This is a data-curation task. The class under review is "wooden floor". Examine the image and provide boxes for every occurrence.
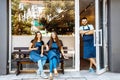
[80,57,89,70]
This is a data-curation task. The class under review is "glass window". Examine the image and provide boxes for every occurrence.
[11,0,75,71]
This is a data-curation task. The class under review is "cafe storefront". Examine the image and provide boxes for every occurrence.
[0,0,120,75]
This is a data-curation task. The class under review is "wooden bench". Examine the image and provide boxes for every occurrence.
[12,47,69,75]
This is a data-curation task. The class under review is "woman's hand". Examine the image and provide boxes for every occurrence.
[63,54,69,59]
[40,54,44,57]
[29,43,38,51]
[33,47,38,50]
[46,44,49,51]
[29,47,38,51]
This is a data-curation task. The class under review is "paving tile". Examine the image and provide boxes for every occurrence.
[1,71,120,80]
[66,77,87,80]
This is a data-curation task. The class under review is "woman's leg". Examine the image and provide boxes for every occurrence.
[38,56,47,72]
[41,59,47,66]
[50,59,53,73]
[52,57,58,75]
[49,59,53,79]
[38,60,43,73]
[38,60,48,78]
[52,57,57,69]
[49,57,58,79]
[49,57,57,73]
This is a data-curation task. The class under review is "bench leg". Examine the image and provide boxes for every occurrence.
[20,64,23,70]
[61,61,64,74]
[16,62,20,75]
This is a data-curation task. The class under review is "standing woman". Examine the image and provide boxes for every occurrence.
[79,17,96,72]
[29,31,48,78]
[46,32,67,79]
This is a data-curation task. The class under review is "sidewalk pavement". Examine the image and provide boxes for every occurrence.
[0,70,120,80]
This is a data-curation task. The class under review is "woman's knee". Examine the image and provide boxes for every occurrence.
[43,56,48,60]
[52,57,57,62]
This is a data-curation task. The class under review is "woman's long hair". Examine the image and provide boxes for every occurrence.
[32,31,42,47]
[49,32,62,50]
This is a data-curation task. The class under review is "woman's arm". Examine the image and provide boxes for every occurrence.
[46,44,49,51]
[60,46,68,59]
[29,43,38,51]
[40,45,44,56]
[60,46,64,56]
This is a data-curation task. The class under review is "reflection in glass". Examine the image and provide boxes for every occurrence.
[12,0,75,35]
[11,0,75,71]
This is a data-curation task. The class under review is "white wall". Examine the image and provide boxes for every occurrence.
[12,35,75,51]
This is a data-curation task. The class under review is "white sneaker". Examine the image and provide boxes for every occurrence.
[40,72,48,79]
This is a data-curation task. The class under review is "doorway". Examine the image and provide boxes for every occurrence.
[80,0,108,74]
[80,0,95,70]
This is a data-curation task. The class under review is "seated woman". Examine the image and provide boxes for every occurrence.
[46,32,68,79]
[29,31,48,79]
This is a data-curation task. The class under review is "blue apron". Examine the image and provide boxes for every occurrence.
[83,26,96,59]
[47,42,60,64]
[29,42,47,62]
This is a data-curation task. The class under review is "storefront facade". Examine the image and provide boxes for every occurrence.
[0,0,120,75]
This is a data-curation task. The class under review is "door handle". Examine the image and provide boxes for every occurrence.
[94,30,96,46]
[94,29,102,46]
[99,29,102,46]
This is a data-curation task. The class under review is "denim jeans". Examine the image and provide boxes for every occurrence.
[49,57,57,73]
[38,59,46,72]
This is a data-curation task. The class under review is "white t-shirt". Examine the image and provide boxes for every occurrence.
[79,24,94,31]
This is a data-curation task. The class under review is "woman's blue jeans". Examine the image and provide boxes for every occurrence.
[38,59,46,72]
[50,57,57,73]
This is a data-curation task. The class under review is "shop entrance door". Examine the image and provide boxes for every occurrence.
[95,0,108,74]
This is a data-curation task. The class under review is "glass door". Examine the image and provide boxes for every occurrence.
[95,0,108,74]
